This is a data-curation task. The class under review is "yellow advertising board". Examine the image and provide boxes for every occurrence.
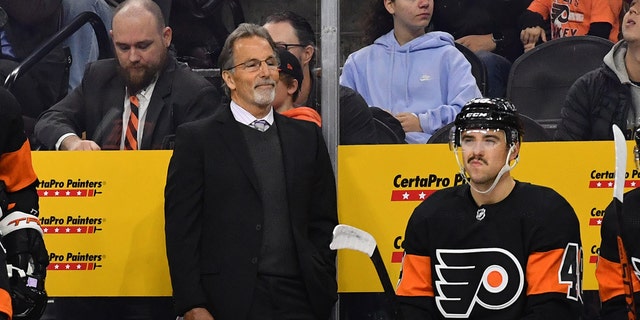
[33,151,172,296]
[31,142,631,296]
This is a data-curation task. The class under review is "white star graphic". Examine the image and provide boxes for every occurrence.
[43,191,49,196]
[43,228,49,233]
[597,219,602,225]
[77,190,82,195]
[54,264,60,269]
[54,228,60,233]
[65,228,71,233]
[419,192,426,199]
[608,182,613,187]
[65,191,71,196]
[55,191,60,196]
[633,181,637,187]
[77,228,82,233]
[597,182,602,187]
[76,264,82,269]
[65,264,71,270]
[402,192,409,200]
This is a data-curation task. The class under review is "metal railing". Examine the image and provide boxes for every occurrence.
[3,11,113,90]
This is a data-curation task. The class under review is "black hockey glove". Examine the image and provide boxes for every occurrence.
[1,211,49,319]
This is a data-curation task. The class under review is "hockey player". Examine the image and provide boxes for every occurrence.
[0,87,49,319]
[396,98,583,319]
[596,127,640,319]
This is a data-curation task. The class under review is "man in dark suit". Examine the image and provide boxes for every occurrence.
[164,23,338,320]
[34,0,220,151]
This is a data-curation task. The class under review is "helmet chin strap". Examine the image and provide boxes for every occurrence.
[455,144,519,194]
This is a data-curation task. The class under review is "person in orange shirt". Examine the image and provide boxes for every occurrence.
[519,0,622,52]
[272,48,322,127]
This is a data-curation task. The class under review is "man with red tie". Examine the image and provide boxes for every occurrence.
[34,0,220,151]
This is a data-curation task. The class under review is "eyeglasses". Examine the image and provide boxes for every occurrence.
[275,43,308,51]
[226,57,279,72]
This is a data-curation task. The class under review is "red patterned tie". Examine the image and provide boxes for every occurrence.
[124,95,139,150]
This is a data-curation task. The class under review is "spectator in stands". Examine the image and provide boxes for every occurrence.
[62,0,115,91]
[555,1,638,141]
[519,0,621,52]
[340,0,481,144]
[273,48,321,127]
[430,0,530,98]
[0,0,68,139]
[263,11,383,145]
[34,0,220,151]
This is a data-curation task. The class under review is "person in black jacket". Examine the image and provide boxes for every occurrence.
[263,11,390,145]
[429,0,531,98]
[555,2,639,141]
[0,0,68,139]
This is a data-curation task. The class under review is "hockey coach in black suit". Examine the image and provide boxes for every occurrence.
[164,23,338,320]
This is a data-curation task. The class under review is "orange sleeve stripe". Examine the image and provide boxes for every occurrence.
[526,248,570,295]
[596,255,640,302]
[0,288,12,319]
[0,140,37,192]
[396,254,434,297]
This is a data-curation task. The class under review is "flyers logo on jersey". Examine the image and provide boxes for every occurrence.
[435,248,524,317]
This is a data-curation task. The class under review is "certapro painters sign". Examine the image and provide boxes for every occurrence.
[33,151,172,296]
[31,142,632,296]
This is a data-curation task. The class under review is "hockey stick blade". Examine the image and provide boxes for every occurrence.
[613,124,637,320]
[330,224,402,319]
[330,224,377,257]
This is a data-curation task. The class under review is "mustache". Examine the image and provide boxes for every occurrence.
[254,79,276,87]
[467,156,487,165]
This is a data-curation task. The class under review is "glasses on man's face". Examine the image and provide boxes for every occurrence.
[226,57,279,72]
[275,43,307,51]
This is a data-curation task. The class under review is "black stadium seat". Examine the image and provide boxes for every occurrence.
[426,114,551,144]
[506,36,613,137]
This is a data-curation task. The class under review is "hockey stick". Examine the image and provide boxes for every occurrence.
[613,124,637,320]
[330,224,401,320]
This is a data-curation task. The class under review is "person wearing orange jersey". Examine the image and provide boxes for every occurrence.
[520,0,622,52]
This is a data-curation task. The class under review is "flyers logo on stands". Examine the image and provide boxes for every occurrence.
[434,248,524,318]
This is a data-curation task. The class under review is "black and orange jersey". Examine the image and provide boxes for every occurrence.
[0,87,39,216]
[396,181,583,319]
[0,87,41,319]
[596,188,640,319]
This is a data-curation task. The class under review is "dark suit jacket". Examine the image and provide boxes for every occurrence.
[34,56,220,150]
[164,105,338,319]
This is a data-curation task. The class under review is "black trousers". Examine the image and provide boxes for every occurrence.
[247,274,317,320]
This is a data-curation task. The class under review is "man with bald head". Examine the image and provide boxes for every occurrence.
[35,0,220,151]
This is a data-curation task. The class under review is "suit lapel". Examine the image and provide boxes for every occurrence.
[140,60,175,149]
[215,107,261,193]
[274,114,298,200]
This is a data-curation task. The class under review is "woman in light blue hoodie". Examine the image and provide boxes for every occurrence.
[340,0,482,144]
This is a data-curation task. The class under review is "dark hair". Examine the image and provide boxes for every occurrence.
[363,0,394,45]
[218,23,277,97]
[113,0,166,32]
[264,11,317,67]
[279,73,301,102]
